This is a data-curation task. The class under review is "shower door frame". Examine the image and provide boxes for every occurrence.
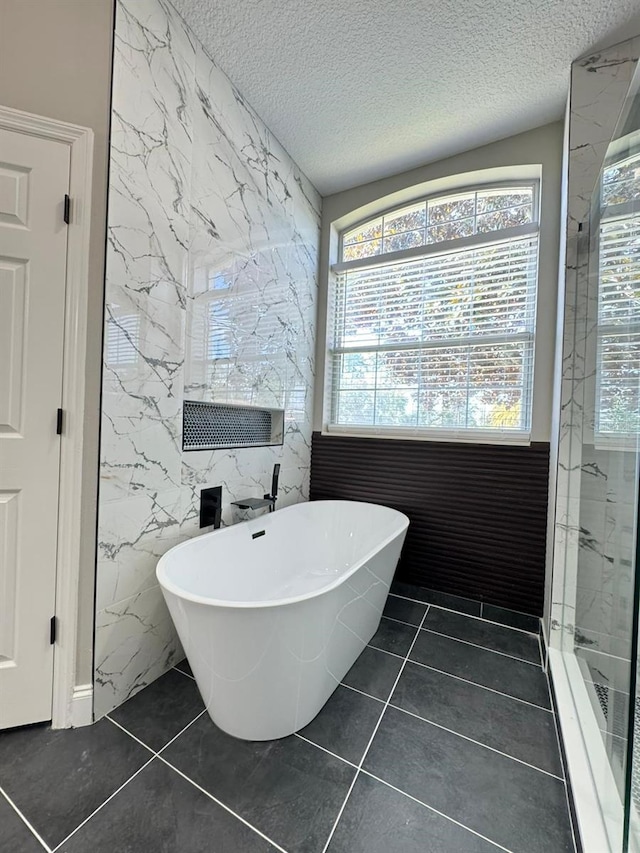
[548,35,640,853]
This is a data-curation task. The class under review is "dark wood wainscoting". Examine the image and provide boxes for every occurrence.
[310,432,550,616]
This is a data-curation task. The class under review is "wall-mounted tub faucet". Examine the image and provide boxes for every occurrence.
[232,464,280,513]
[200,485,222,529]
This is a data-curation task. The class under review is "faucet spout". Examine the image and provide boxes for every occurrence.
[231,464,281,513]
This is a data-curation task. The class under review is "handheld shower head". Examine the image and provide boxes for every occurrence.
[271,464,280,502]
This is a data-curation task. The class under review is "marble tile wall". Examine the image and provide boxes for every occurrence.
[95,0,320,718]
[573,446,636,665]
[550,39,640,665]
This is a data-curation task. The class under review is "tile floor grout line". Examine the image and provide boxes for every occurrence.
[320,606,431,853]
[381,614,427,630]
[104,706,207,759]
[389,594,484,621]
[157,709,208,756]
[419,626,543,667]
[28,617,551,853]
[105,715,157,755]
[366,643,405,660]
[0,786,53,853]
[389,594,538,636]
[387,702,565,781]
[156,754,289,853]
[316,750,365,851]
[50,710,210,851]
[337,670,558,781]
[338,682,386,704]
[293,733,359,769]
[358,768,515,853]
[50,754,157,852]
[406,657,554,712]
[172,665,196,681]
[297,712,517,852]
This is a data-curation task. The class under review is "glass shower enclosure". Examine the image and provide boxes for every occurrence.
[553,51,640,853]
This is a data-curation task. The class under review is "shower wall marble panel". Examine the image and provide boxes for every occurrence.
[551,38,640,657]
[573,446,637,662]
[95,0,320,718]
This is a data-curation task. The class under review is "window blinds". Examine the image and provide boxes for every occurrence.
[329,234,538,434]
[596,214,640,436]
[106,313,139,366]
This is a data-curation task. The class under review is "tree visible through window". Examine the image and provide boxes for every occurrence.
[328,185,540,436]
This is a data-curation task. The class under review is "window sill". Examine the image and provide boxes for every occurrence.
[323,425,532,446]
[593,436,640,452]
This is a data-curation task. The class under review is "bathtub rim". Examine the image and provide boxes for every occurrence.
[156,499,409,611]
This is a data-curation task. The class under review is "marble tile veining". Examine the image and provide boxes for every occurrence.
[95,0,320,717]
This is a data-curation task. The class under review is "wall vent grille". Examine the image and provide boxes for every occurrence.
[183,401,284,451]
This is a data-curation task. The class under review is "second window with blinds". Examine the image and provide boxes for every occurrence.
[325,182,540,441]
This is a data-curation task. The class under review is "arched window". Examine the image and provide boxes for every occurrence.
[326,183,540,439]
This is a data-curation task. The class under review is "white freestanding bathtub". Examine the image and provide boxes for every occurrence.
[156,500,409,740]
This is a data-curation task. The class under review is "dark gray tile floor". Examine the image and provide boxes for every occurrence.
[423,607,541,664]
[0,596,576,853]
[410,629,551,708]
[0,792,46,853]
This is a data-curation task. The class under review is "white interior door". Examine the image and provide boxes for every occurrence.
[0,126,70,728]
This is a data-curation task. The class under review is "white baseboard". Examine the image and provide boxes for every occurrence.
[70,683,93,728]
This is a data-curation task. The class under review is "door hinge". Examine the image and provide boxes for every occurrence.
[63,194,71,224]
[56,408,63,435]
[50,616,57,645]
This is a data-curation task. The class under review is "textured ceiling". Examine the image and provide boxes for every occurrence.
[172,0,640,195]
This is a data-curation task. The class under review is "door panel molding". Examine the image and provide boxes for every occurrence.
[0,105,94,728]
[0,490,20,663]
[0,258,27,434]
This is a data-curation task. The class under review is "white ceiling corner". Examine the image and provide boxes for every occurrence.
[172,0,640,196]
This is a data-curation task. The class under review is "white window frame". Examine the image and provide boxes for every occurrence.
[322,180,541,445]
